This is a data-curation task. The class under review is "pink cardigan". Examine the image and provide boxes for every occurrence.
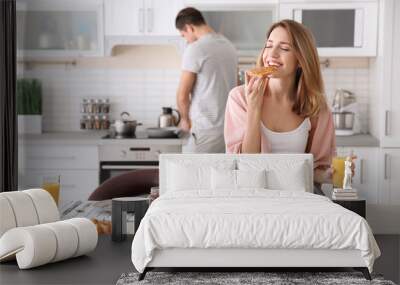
[224,85,336,170]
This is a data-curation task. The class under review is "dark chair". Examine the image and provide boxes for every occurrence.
[88,169,159,201]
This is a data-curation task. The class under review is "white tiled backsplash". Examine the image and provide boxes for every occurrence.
[20,68,180,132]
[19,59,370,133]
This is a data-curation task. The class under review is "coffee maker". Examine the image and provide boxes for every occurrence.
[158,107,181,128]
[332,89,359,136]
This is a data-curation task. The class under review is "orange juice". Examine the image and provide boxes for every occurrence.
[42,182,60,205]
[332,157,346,188]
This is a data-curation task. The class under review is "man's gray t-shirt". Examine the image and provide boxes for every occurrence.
[182,33,237,132]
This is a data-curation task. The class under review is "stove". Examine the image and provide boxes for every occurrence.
[98,137,182,183]
[102,134,138,139]
[101,134,179,139]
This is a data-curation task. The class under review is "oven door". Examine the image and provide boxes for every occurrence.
[99,161,158,184]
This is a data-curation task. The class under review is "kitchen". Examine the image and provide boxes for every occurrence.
[3,0,400,282]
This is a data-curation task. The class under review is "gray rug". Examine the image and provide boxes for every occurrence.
[116,271,396,285]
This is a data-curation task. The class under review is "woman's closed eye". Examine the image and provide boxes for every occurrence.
[264,44,290,51]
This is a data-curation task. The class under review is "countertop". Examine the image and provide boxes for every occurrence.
[335,134,380,147]
[19,132,380,147]
[18,131,187,146]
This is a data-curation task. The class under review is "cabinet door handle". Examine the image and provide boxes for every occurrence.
[359,158,364,184]
[384,153,390,180]
[138,8,145,33]
[385,110,390,136]
[147,8,153,33]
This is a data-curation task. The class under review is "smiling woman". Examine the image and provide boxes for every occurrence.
[224,19,336,184]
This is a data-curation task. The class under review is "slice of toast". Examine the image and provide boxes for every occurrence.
[247,66,277,78]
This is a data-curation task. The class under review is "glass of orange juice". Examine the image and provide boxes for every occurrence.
[332,157,346,188]
[42,175,61,205]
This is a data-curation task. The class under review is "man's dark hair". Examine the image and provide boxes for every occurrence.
[175,7,206,30]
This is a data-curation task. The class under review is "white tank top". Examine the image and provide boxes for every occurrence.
[261,118,311,153]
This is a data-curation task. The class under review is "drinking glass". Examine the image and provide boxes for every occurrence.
[42,175,61,205]
[332,157,346,188]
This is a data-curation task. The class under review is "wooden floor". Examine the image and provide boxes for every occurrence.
[0,235,399,285]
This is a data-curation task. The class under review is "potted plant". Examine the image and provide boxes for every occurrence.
[17,78,42,134]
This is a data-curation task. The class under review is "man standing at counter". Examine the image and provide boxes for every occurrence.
[175,7,237,153]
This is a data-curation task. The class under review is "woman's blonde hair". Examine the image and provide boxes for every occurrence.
[256,19,327,117]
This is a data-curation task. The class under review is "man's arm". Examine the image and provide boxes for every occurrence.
[176,70,196,131]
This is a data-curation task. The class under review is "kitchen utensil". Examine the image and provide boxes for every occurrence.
[147,127,181,138]
[332,89,356,112]
[158,107,181,128]
[332,112,354,130]
[332,89,357,136]
[113,112,137,137]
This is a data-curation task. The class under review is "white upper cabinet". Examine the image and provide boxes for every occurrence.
[105,0,183,37]
[104,0,143,36]
[16,0,104,57]
[149,0,184,36]
[184,0,278,6]
[279,1,378,57]
[184,1,277,57]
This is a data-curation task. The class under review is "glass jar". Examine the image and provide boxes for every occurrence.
[81,98,88,113]
[94,115,101,130]
[102,98,110,113]
[85,115,94,129]
[95,99,102,114]
[87,99,95,113]
[101,114,110,129]
[80,116,86,129]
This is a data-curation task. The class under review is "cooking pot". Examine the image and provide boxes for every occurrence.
[333,112,354,130]
[113,112,138,137]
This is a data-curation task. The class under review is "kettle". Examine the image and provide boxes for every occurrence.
[158,107,181,128]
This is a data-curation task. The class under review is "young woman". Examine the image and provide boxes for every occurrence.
[224,19,339,184]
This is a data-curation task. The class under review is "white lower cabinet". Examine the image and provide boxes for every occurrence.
[18,143,99,209]
[380,148,400,205]
[336,146,400,233]
[352,147,379,204]
[337,147,379,204]
[366,148,400,234]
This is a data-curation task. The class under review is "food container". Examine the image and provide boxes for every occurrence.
[101,114,110,130]
[81,99,88,113]
[102,98,110,113]
[94,115,101,130]
[85,115,94,130]
[80,115,86,129]
[87,99,95,113]
[94,99,102,113]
